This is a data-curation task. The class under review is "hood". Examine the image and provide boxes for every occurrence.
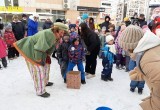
[29,15,34,21]
[105,16,110,22]
[134,31,160,53]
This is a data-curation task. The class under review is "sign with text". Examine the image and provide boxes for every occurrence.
[77,6,105,12]
[0,6,23,12]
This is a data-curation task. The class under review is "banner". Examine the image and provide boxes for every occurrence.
[0,6,23,12]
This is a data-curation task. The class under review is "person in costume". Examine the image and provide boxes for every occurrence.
[13,22,68,98]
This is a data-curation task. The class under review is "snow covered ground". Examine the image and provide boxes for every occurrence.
[0,57,149,110]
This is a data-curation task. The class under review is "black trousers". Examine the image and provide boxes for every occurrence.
[8,47,16,58]
[85,53,98,75]
[0,57,7,68]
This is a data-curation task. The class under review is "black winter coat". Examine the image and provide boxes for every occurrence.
[11,21,25,40]
[43,21,53,30]
[82,31,100,54]
[57,42,70,62]
[100,21,111,32]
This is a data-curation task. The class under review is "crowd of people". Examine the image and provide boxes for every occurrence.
[0,12,160,110]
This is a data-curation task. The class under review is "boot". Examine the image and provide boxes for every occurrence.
[101,75,108,81]
[138,88,143,94]
[107,77,113,81]
[130,88,135,92]
[46,82,53,86]
[81,80,86,84]
[39,92,50,98]
[64,79,66,83]
[0,65,2,69]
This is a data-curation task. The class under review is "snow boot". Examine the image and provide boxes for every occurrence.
[39,92,50,98]
[81,80,86,84]
[0,65,2,69]
[107,77,113,81]
[130,88,135,92]
[46,82,53,86]
[101,75,108,81]
[138,88,143,94]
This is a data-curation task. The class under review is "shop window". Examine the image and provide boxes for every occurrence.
[5,0,12,6]
[36,9,50,13]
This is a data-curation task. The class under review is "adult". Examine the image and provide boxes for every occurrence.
[43,18,53,30]
[81,13,89,25]
[21,14,28,37]
[27,14,39,36]
[118,25,160,110]
[89,17,95,31]
[100,16,111,32]
[13,22,68,98]
[79,23,100,79]
[11,15,25,57]
[138,14,147,28]
[123,17,131,27]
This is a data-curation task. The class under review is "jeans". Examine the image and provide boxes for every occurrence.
[64,61,85,80]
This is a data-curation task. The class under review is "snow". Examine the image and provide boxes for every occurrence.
[0,57,149,110]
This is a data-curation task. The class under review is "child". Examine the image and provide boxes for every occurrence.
[101,35,116,81]
[0,32,7,69]
[129,56,145,94]
[69,24,79,43]
[115,24,126,70]
[4,23,16,60]
[64,38,86,84]
[57,34,70,78]
[99,26,107,58]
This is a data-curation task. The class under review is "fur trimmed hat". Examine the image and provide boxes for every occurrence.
[118,25,144,50]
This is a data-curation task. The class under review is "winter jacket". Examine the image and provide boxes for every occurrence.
[0,37,7,58]
[82,31,100,54]
[100,16,111,32]
[13,29,56,66]
[4,31,16,47]
[115,31,123,54]
[57,41,70,62]
[138,19,147,28]
[43,21,53,30]
[70,31,79,43]
[133,31,160,110]
[68,44,84,64]
[11,21,25,40]
[21,19,28,31]
[125,21,131,27]
[27,16,38,36]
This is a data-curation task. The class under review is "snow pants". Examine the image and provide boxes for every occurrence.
[26,61,50,95]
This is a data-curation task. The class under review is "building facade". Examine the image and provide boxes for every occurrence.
[0,0,111,24]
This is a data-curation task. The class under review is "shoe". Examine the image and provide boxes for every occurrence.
[39,92,50,98]
[8,58,14,60]
[85,72,90,76]
[64,79,66,83]
[107,77,113,81]
[46,82,53,86]
[81,80,86,84]
[116,66,122,70]
[101,77,108,81]
[86,74,95,79]
[138,88,143,94]
[130,88,135,92]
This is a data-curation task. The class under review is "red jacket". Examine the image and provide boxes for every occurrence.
[4,31,16,47]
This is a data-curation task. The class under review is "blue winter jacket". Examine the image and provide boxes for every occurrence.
[27,18,38,36]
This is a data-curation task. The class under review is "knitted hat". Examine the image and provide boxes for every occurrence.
[5,23,12,30]
[32,13,39,18]
[124,17,129,22]
[22,14,27,18]
[54,22,68,31]
[106,35,114,43]
[82,14,89,20]
[56,19,63,22]
[118,25,144,50]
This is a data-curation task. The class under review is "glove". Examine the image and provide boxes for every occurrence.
[86,51,91,55]
[46,55,51,64]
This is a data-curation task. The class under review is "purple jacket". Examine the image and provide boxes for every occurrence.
[68,44,84,64]
[115,31,123,54]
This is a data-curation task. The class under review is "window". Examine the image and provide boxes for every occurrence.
[5,0,12,6]
[52,10,65,22]
[36,9,50,13]
[13,0,19,6]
